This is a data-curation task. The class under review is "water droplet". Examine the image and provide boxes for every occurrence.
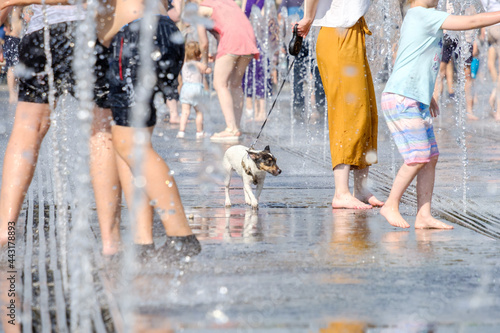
[365,150,377,164]
[151,49,162,61]
[343,65,358,77]
[135,176,147,188]
[210,309,228,324]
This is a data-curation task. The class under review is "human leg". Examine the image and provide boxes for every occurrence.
[114,151,155,245]
[380,93,441,228]
[254,98,266,121]
[178,103,191,133]
[112,126,193,237]
[6,67,18,105]
[0,102,51,246]
[89,106,122,255]
[193,105,204,133]
[229,55,252,129]
[487,46,497,110]
[332,164,371,209]
[353,167,384,207]
[433,62,447,103]
[380,162,424,228]
[212,55,241,135]
[414,156,453,229]
[166,98,180,124]
[445,61,454,96]
[464,66,478,120]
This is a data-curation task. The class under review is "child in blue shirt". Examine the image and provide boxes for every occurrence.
[381,0,500,229]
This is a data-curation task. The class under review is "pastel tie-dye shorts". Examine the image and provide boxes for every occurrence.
[381,92,439,165]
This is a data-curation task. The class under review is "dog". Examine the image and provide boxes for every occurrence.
[223,145,281,209]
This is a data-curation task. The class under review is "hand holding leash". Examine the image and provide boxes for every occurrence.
[288,24,303,56]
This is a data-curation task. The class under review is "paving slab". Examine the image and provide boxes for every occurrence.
[0,78,499,332]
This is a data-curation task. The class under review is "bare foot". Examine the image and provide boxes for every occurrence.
[380,205,410,228]
[355,192,384,207]
[415,215,453,229]
[466,113,479,121]
[332,194,372,209]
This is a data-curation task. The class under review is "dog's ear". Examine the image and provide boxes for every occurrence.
[246,150,260,160]
[264,145,270,152]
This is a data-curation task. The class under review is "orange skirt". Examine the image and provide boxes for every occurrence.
[315,17,378,170]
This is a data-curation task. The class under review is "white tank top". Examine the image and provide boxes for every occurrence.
[26,5,85,34]
[181,61,203,84]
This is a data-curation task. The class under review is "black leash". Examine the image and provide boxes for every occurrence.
[250,24,303,150]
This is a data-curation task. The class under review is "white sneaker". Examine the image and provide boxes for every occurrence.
[176,131,185,138]
[196,131,206,139]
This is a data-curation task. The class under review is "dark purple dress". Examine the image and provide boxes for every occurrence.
[242,0,272,99]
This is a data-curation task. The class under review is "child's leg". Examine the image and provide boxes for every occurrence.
[0,102,51,246]
[414,156,453,229]
[167,98,180,123]
[194,105,203,133]
[89,107,122,255]
[380,162,424,228]
[111,126,193,237]
[179,103,191,132]
[464,65,478,120]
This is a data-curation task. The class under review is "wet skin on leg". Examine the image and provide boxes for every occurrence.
[332,164,372,209]
[353,166,384,207]
[111,125,193,237]
[179,103,191,133]
[380,161,424,228]
[115,151,155,245]
[212,54,251,136]
[0,102,51,247]
[414,156,453,229]
[90,107,122,255]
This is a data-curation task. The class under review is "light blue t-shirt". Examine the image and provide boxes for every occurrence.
[383,7,450,106]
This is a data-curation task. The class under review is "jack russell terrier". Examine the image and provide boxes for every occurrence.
[223,145,281,209]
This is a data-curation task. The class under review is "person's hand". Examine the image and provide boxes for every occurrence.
[296,17,313,38]
[205,67,212,74]
[0,48,4,63]
[430,97,440,117]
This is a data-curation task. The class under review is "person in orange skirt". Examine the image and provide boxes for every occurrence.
[296,0,384,209]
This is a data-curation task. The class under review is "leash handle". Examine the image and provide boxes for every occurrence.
[250,57,296,149]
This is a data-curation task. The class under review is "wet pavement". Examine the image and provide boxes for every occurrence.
[0,79,500,332]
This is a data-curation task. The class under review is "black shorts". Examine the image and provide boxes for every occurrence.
[18,22,78,103]
[102,16,184,127]
[4,35,20,68]
[442,35,473,65]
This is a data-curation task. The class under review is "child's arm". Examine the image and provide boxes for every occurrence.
[196,61,211,75]
[442,11,500,31]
